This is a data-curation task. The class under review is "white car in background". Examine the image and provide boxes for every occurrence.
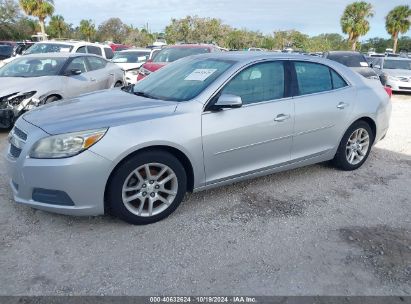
[0,41,115,67]
[112,48,161,84]
[0,53,124,128]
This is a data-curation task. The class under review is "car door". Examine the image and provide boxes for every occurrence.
[63,56,95,98]
[86,56,111,90]
[202,60,294,184]
[290,60,355,160]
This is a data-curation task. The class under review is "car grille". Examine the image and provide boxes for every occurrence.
[9,144,22,158]
[8,126,27,159]
[14,126,27,141]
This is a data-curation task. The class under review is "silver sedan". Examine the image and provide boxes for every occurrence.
[5,53,392,224]
[0,53,124,128]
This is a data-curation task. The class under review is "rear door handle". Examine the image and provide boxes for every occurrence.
[109,73,115,76]
[337,102,348,109]
[274,114,291,122]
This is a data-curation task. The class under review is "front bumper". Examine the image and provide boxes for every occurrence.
[4,118,113,216]
[386,79,411,92]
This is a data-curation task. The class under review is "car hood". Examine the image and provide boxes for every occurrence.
[22,89,178,134]
[382,69,411,77]
[0,76,57,97]
[142,62,167,72]
[114,62,144,71]
[350,67,378,78]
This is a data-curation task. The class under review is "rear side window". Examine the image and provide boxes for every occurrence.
[87,57,107,70]
[331,70,347,89]
[294,62,332,95]
[76,46,87,53]
[222,61,285,105]
[87,45,102,56]
[104,47,114,59]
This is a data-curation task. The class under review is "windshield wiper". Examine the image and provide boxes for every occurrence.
[133,90,159,100]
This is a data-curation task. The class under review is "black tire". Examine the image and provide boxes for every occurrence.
[107,150,187,225]
[114,81,123,88]
[332,120,374,171]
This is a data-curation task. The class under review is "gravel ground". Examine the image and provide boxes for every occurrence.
[0,94,410,296]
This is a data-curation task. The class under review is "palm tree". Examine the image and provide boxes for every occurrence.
[385,5,411,53]
[340,1,374,51]
[79,19,96,42]
[48,15,68,39]
[19,0,54,40]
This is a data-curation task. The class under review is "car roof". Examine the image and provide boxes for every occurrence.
[382,57,411,61]
[165,44,216,49]
[326,51,362,55]
[190,51,315,62]
[35,40,111,48]
[15,53,107,59]
[118,48,151,52]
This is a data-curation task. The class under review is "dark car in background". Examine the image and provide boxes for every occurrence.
[323,51,380,81]
[0,45,14,60]
[137,44,221,81]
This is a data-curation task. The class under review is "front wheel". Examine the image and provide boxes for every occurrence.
[332,121,374,171]
[107,150,187,225]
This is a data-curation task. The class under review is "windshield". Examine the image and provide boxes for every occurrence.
[152,47,211,63]
[327,53,369,68]
[25,43,74,55]
[383,59,411,70]
[0,45,13,56]
[112,51,150,63]
[133,57,235,102]
[0,57,66,77]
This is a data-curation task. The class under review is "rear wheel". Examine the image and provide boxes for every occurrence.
[332,121,374,171]
[107,150,187,225]
[114,81,123,88]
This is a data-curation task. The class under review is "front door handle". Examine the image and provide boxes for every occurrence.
[90,78,97,82]
[109,73,115,76]
[274,114,291,122]
[337,102,348,109]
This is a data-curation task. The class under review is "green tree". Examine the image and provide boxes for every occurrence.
[340,1,374,50]
[385,5,411,53]
[47,14,68,38]
[19,0,54,40]
[0,0,20,39]
[79,19,96,42]
[97,17,128,43]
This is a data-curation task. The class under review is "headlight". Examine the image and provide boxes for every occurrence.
[138,67,151,76]
[8,91,36,106]
[30,128,108,159]
[127,68,139,76]
[368,75,380,80]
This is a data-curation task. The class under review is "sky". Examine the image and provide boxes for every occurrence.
[54,0,411,40]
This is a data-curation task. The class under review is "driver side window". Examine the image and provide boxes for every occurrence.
[65,57,88,73]
[221,61,285,105]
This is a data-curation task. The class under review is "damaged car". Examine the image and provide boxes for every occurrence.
[0,53,124,128]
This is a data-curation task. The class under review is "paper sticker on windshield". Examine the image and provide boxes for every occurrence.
[60,48,71,53]
[185,69,217,81]
[360,62,369,67]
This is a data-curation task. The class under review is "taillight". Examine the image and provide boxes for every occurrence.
[384,87,392,98]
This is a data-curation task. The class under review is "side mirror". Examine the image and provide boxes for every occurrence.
[147,59,153,63]
[211,94,243,111]
[369,62,373,68]
[65,69,82,76]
